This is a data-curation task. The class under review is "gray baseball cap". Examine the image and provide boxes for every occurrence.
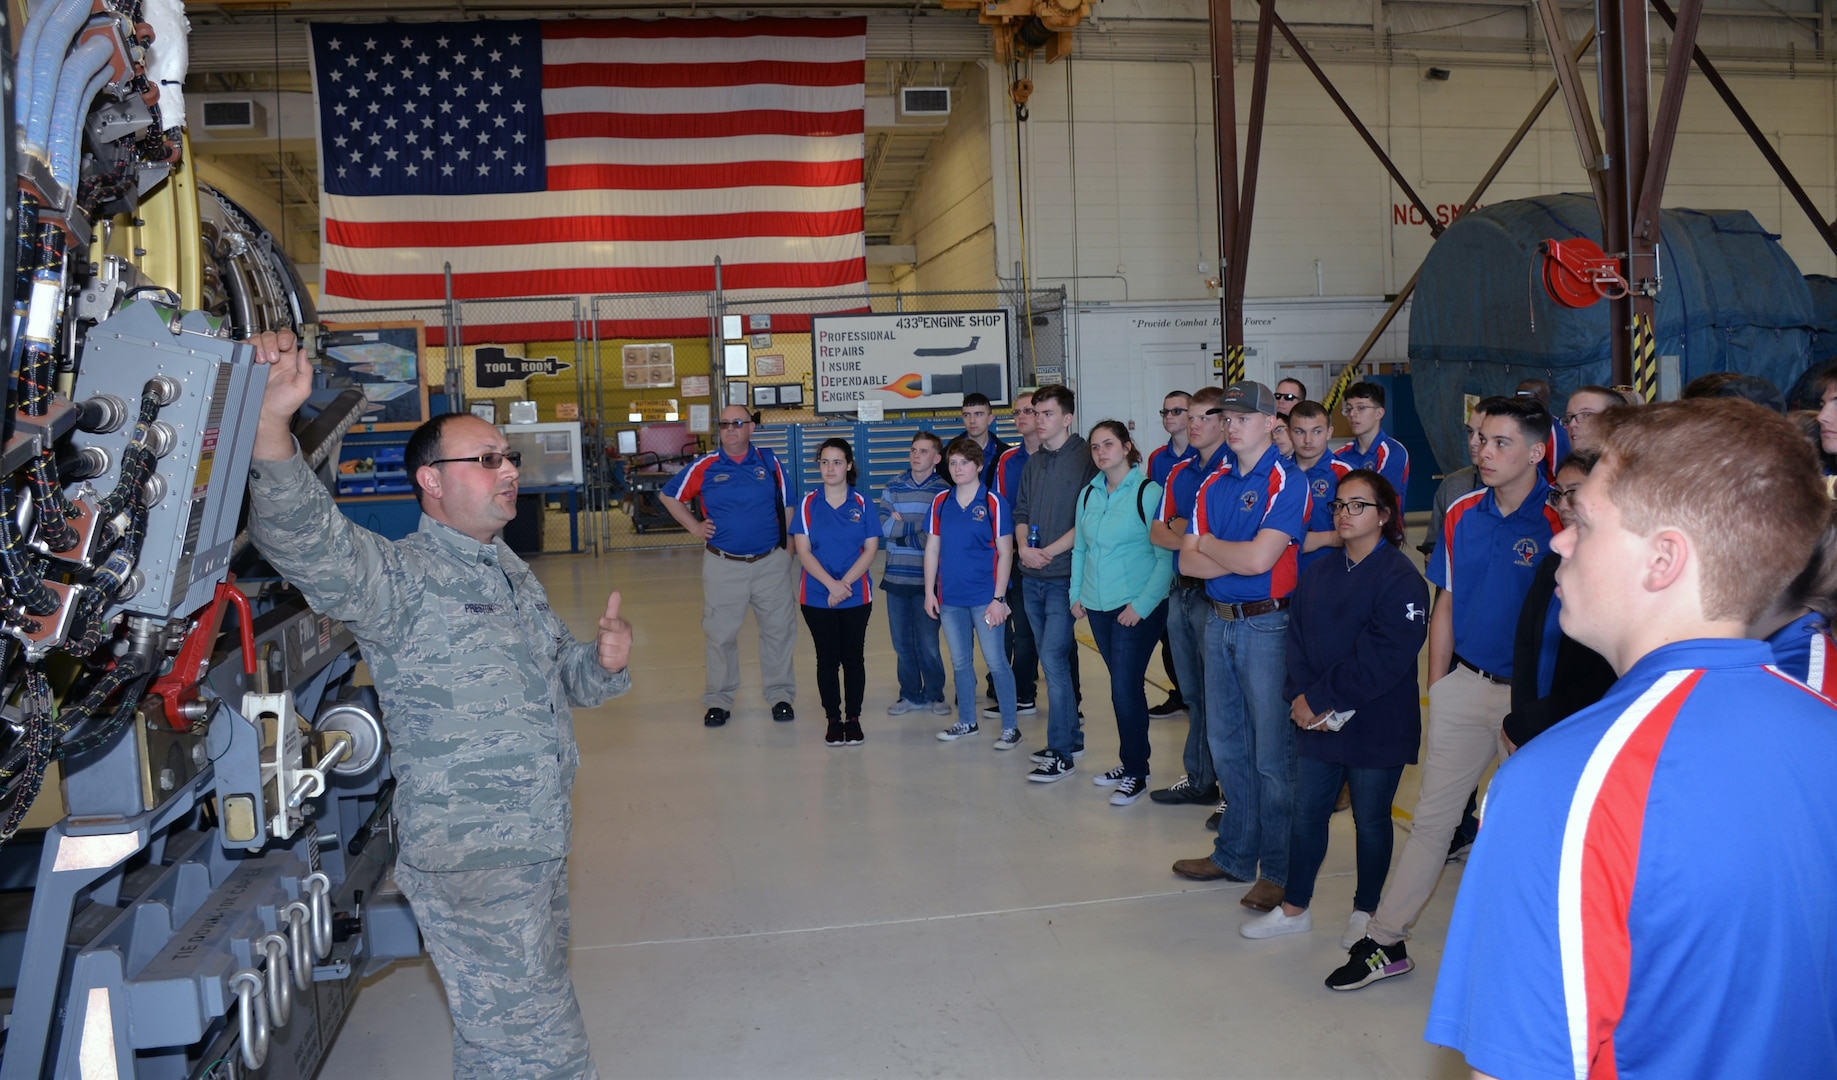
[1219,381,1277,416]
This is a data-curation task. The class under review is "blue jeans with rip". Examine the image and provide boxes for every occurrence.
[1204,609,1295,885]
[1085,601,1168,779]
[939,604,1016,731]
[1022,575,1081,757]
[884,585,946,705]
[1166,584,1215,791]
[1284,757,1405,912]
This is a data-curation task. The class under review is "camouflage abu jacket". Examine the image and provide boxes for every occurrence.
[247,450,630,872]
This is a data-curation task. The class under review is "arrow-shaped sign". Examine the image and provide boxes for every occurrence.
[473,346,573,389]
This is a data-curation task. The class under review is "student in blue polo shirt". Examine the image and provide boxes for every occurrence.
[660,404,797,728]
[1145,391,1199,719]
[1168,381,1308,916]
[790,438,882,748]
[1332,381,1410,508]
[1326,394,1562,991]
[1283,400,1346,574]
[925,437,1020,748]
[1428,399,1837,1079]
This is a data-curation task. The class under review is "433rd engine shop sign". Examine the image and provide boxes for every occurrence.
[812,310,1011,415]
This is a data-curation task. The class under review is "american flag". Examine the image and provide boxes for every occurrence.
[308,17,868,341]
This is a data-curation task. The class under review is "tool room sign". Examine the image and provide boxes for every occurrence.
[812,310,1012,415]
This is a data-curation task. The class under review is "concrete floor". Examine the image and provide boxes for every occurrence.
[322,545,1474,1079]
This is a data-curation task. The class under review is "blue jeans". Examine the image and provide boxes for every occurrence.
[1204,609,1296,885]
[940,605,1016,730]
[1086,601,1168,779]
[1022,575,1081,756]
[1166,585,1214,790]
[885,586,946,704]
[1285,757,1405,912]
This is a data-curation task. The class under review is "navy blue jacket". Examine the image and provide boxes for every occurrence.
[1285,540,1429,768]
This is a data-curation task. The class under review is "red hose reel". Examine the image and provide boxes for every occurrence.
[1537,237,1629,309]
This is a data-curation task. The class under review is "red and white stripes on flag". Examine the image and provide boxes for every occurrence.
[310,16,868,341]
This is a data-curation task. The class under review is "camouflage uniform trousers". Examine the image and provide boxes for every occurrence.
[396,857,597,1079]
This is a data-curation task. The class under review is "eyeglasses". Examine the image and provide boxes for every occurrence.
[1547,487,1580,507]
[1273,392,1300,402]
[1328,499,1379,516]
[716,419,752,429]
[430,451,521,470]
[1561,410,1600,426]
[1341,403,1376,416]
[1158,407,1188,417]
[1014,407,1036,415]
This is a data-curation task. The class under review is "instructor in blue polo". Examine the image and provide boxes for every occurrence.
[661,404,798,727]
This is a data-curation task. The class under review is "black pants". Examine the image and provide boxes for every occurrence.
[801,603,873,721]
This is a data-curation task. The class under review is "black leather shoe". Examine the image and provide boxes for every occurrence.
[772,701,795,723]
[703,707,730,727]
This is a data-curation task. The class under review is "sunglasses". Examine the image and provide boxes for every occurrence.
[429,451,522,470]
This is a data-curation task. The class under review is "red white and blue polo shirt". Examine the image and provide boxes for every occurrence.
[1333,430,1411,508]
[927,484,1012,608]
[661,445,787,557]
[1426,638,1837,1079]
[1156,443,1229,578]
[1147,438,1200,488]
[1429,479,1563,678]
[995,444,1028,502]
[1290,454,1350,574]
[1187,443,1307,604]
[1766,610,1837,697]
[788,488,880,608]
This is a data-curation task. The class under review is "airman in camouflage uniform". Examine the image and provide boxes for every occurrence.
[245,331,633,1079]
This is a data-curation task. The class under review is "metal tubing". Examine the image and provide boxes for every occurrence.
[1265,5,1442,237]
[1649,0,1837,260]
[1209,0,1242,359]
[1227,0,1278,349]
[1533,0,1610,211]
[1634,0,1704,246]
[1597,0,1652,385]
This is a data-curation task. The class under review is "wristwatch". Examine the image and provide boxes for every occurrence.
[992,596,1008,605]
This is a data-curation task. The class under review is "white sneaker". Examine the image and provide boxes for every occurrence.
[1240,906,1312,940]
[1341,910,1372,950]
[886,699,921,716]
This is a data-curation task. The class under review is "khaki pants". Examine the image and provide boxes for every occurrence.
[702,547,797,709]
[1366,664,1511,946]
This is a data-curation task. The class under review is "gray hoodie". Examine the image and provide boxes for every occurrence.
[1013,433,1097,579]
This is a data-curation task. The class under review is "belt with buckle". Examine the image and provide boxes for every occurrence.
[705,544,771,564]
[1455,656,1509,685]
[1174,574,1204,592]
[1210,597,1290,620]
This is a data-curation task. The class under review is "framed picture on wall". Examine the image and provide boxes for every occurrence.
[727,381,749,409]
[752,384,778,408]
[775,383,804,406]
[322,320,431,432]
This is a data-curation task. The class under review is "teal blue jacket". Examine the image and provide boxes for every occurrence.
[1069,466,1173,616]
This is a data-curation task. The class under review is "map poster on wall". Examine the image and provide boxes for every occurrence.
[811,310,1010,415]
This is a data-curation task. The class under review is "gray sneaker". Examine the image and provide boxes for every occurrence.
[928,700,953,716]
[887,699,921,716]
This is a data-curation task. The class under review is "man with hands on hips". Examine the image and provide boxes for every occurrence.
[244,329,633,1079]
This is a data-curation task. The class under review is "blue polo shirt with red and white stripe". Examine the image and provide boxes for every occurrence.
[995,444,1028,503]
[1187,443,1307,604]
[1147,438,1199,488]
[1290,454,1349,574]
[1156,443,1228,577]
[1426,638,1837,1079]
[1766,611,1837,697]
[927,484,1012,608]
[1429,480,1563,678]
[661,444,787,557]
[788,488,880,608]
[1333,429,1410,508]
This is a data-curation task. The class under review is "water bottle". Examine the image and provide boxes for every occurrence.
[1029,525,1041,548]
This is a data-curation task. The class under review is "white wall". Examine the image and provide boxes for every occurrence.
[990,50,1837,317]
[888,67,998,294]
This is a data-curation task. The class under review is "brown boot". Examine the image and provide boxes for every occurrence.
[1240,878,1285,911]
[1172,857,1246,882]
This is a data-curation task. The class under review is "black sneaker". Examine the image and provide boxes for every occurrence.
[1325,937,1413,991]
[703,707,731,728]
[772,702,795,723]
[1148,697,1187,718]
[1149,776,1219,805]
[937,721,980,741]
[1026,752,1075,783]
[843,718,864,745]
[1205,798,1228,830]
[1030,743,1084,765]
[1109,775,1149,805]
[824,720,846,747]
[1092,765,1128,788]
[1446,832,1475,863]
